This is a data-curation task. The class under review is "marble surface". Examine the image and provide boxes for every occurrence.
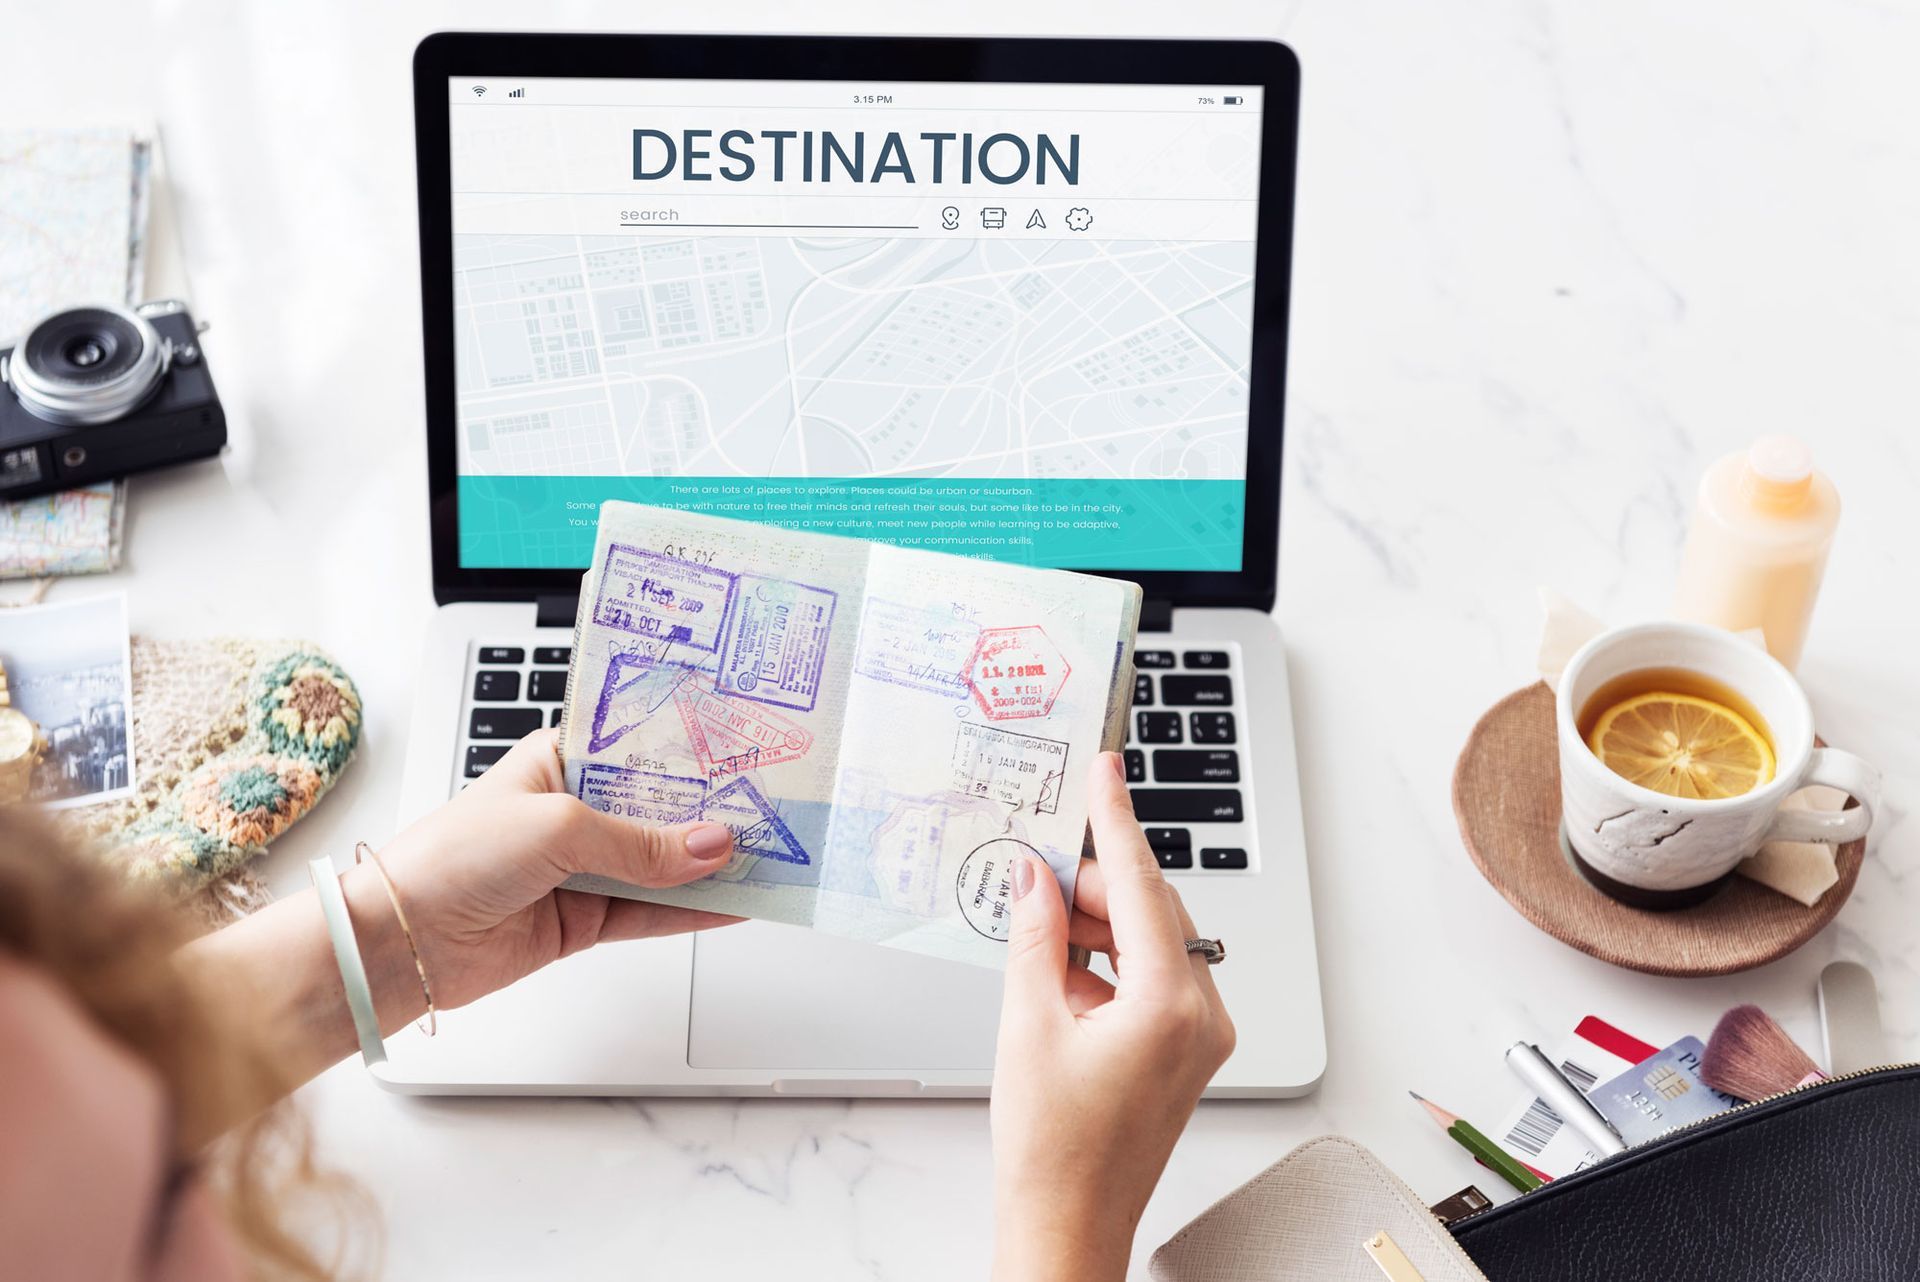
[5,1,1917,1277]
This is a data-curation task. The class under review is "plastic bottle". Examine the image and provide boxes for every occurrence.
[1673,435,1839,670]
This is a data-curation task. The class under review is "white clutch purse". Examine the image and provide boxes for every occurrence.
[1150,1136,1488,1282]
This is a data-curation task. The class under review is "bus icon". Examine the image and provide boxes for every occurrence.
[980,207,1007,229]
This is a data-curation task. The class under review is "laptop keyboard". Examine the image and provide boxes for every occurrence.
[1126,642,1254,874]
[453,642,571,794]
[455,638,1256,875]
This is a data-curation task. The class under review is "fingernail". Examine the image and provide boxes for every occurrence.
[1106,751,1126,782]
[685,824,733,861]
[1011,855,1036,901]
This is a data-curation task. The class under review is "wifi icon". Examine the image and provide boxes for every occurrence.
[472,85,487,97]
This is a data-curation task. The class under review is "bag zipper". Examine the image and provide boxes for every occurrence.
[1445,1060,1920,1230]
[1353,1149,1496,1281]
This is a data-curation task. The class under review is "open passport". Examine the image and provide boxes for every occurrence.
[556,500,1142,968]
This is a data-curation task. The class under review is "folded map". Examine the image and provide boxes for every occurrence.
[557,500,1141,968]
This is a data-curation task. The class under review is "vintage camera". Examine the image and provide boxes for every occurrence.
[0,300,227,499]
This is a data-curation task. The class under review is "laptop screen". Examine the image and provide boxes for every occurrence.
[447,77,1261,573]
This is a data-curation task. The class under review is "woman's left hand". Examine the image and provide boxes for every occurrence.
[365,729,740,1010]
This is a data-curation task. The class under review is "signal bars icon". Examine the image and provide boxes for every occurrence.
[508,88,524,98]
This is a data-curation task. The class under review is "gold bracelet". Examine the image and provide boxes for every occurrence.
[354,841,437,1036]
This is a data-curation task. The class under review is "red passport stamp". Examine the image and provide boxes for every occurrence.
[966,625,1070,721]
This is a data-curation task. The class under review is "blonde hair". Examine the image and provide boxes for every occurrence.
[0,808,368,1280]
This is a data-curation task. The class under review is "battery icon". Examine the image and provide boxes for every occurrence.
[1222,95,1244,105]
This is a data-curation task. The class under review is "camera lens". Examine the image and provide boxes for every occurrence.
[8,305,169,426]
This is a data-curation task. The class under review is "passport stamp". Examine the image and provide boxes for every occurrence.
[713,574,837,711]
[576,763,708,822]
[673,673,814,778]
[966,625,1070,721]
[853,597,980,700]
[950,722,1068,814]
[588,650,703,753]
[696,776,809,866]
[593,544,736,651]
[957,837,1037,941]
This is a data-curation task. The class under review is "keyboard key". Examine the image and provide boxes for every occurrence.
[1152,749,1240,783]
[1201,847,1249,870]
[1183,650,1231,669]
[1130,788,1244,823]
[550,707,564,727]
[478,646,524,665]
[528,670,568,702]
[1123,748,1147,783]
[1135,650,1176,669]
[1191,711,1236,744]
[464,744,509,777]
[1161,675,1233,706]
[534,646,571,666]
[468,707,542,740]
[1136,711,1183,743]
[1133,673,1154,706]
[472,670,520,702]
[1147,829,1194,870]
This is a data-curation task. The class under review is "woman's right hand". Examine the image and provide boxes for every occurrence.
[990,751,1236,1282]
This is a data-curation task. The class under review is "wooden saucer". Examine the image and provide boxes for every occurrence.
[1452,682,1864,977]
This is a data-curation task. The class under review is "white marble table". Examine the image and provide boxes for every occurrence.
[6,1,1915,1277]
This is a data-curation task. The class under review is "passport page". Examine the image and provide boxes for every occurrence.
[557,500,1141,969]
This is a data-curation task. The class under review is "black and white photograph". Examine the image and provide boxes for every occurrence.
[0,592,135,807]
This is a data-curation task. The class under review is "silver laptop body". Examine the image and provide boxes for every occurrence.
[387,31,1325,1097]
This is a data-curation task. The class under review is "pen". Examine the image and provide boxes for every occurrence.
[1506,1041,1626,1157]
[1409,1092,1543,1194]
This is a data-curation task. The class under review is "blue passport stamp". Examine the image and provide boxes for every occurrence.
[713,574,837,711]
[852,597,979,700]
[576,763,708,822]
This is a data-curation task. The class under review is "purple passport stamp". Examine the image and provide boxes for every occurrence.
[592,544,736,652]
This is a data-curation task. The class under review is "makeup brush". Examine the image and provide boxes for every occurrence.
[1699,1005,1826,1102]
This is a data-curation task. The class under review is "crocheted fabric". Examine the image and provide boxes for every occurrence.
[58,638,361,926]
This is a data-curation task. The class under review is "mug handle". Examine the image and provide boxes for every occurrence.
[1764,748,1881,845]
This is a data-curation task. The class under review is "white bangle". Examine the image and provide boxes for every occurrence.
[308,855,388,1068]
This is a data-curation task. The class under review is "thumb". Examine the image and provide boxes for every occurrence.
[1000,852,1069,1016]
[554,798,735,888]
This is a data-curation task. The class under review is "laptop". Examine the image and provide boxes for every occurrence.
[389,32,1325,1097]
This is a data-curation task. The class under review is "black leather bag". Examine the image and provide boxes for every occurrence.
[1450,1065,1920,1280]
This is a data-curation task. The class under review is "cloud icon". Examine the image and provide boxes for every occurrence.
[1064,207,1094,232]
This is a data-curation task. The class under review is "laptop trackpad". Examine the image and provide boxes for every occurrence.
[688,923,1002,1070]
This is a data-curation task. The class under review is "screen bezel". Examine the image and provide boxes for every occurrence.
[414,32,1297,611]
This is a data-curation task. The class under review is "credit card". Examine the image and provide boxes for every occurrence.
[1589,1036,1743,1145]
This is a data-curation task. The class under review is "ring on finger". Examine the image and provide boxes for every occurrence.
[1183,938,1226,965]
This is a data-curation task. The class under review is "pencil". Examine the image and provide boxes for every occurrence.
[1409,1091,1544,1193]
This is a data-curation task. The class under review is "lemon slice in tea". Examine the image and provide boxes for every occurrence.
[1586,691,1776,800]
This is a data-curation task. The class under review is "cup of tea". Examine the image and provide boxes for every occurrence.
[1556,621,1879,908]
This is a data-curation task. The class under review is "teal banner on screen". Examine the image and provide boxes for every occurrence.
[458,476,1244,571]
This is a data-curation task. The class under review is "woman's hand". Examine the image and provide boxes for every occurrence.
[180,729,738,1105]
[990,751,1236,1282]
[368,729,741,1010]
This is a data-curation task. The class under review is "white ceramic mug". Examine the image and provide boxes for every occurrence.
[1556,621,1879,908]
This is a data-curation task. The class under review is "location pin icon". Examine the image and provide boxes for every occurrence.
[940,205,960,230]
